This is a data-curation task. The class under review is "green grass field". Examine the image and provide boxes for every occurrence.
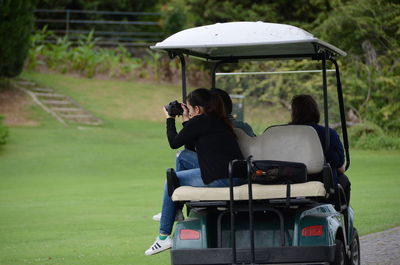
[0,72,399,265]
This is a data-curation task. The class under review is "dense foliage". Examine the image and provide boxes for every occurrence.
[0,0,36,78]
[182,0,400,135]
[36,0,162,13]
[315,0,400,132]
[34,0,166,38]
[184,0,341,28]
[27,28,203,84]
[27,28,155,79]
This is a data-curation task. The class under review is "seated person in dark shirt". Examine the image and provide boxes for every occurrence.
[289,94,351,204]
[215,88,255,137]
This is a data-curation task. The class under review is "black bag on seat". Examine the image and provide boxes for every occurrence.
[251,160,307,184]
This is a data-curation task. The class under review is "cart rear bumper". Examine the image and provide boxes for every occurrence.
[171,245,335,265]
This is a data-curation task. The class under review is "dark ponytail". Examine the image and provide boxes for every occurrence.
[187,88,236,137]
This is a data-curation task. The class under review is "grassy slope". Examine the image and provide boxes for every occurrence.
[20,71,289,133]
[0,71,399,265]
[21,71,182,123]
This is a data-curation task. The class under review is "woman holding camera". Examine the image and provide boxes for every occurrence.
[145,88,244,255]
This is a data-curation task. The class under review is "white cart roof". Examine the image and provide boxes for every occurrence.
[151,21,346,60]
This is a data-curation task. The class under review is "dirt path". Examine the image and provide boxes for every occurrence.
[0,81,39,126]
[361,226,400,265]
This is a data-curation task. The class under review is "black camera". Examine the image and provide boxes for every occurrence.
[165,100,184,117]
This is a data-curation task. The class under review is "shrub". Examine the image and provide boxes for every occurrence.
[0,115,9,146]
[385,119,400,133]
[348,121,384,138]
[348,121,400,150]
[351,135,400,150]
[27,29,164,79]
[0,0,36,78]
[161,0,188,35]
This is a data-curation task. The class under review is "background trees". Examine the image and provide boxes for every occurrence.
[35,0,162,13]
[3,0,398,135]
[314,0,400,132]
[0,0,36,78]
[182,0,400,134]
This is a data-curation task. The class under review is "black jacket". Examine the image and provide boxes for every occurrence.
[166,114,243,184]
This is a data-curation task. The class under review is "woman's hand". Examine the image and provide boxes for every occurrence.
[338,165,345,174]
[182,103,190,122]
[163,107,174,119]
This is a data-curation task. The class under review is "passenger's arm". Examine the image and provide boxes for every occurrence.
[325,129,345,169]
[245,122,257,137]
[232,120,256,137]
[182,121,196,151]
[166,117,199,149]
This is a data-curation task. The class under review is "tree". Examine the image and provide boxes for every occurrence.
[160,0,187,35]
[314,0,400,131]
[0,0,36,78]
[35,0,163,14]
[183,0,400,133]
[0,115,8,146]
[184,0,347,29]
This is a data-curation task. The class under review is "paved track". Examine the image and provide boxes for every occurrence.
[361,226,400,265]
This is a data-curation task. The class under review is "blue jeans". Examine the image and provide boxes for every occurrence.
[159,167,245,235]
[175,149,199,171]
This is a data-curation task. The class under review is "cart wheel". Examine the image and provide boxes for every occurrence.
[349,229,360,265]
[331,239,346,265]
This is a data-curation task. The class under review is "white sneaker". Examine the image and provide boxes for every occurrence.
[152,212,162,221]
[152,210,184,222]
[144,236,172,255]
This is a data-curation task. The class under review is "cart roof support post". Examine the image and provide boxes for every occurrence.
[331,58,350,171]
[211,62,219,88]
[321,51,330,155]
[179,54,187,103]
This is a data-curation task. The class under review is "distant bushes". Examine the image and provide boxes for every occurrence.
[0,115,9,146]
[348,122,400,150]
[348,122,384,138]
[351,135,400,150]
[27,28,147,79]
[26,28,210,86]
[28,29,174,81]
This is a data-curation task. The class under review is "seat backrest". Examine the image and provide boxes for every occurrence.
[235,125,324,174]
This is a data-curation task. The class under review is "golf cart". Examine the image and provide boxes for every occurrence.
[151,22,359,265]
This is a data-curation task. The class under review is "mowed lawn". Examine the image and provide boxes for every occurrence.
[0,121,175,265]
[0,72,399,265]
[347,150,400,235]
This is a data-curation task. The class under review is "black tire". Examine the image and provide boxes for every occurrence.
[331,239,346,265]
[349,229,360,265]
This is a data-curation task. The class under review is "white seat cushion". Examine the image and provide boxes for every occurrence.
[235,125,324,174]
[172,181,326,201]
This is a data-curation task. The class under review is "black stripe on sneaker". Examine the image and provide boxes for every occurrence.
[156,243,161,248]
